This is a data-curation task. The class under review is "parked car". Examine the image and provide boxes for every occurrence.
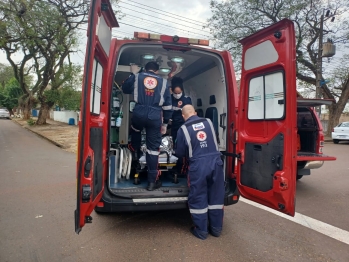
[0,108,11,119]
[332,122,349,144]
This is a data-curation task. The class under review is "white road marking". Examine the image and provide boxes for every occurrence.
[240,197,349,245]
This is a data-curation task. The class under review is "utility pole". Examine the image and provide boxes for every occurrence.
[315,10,324,119]
[315,9,336,119]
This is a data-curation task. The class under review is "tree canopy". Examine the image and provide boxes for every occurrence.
[208,0,349,134]
[0,0,88,123]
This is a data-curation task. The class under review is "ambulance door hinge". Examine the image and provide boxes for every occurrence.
[222,152,241,159]
[82,184,92,203]
[278,203,285,210]
[84,156,92,178]
[85,216,93,223]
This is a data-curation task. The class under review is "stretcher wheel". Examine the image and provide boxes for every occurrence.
[134,173,141,185]
[172,173,179,184]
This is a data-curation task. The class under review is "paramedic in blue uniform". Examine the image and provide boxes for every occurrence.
[175,105,224,240]
[169,77,192,175]
[122,61,172,191]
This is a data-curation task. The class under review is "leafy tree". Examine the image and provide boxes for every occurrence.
[208,0,349,135]
[0,0,88,123]
[58,87,82,111]
[44,64,82,111]
[0,63,15,89]
[0,77,23,114]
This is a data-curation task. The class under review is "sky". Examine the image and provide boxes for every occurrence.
[64,0,214,66]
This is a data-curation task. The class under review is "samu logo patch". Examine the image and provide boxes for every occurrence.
[144,77,157,89]
[196,131,207,141]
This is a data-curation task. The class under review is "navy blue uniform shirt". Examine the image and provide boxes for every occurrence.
[171,95,192,128]
[122,71,172,123]
[175,115,219,159]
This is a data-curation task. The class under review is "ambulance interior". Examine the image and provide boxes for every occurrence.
[108,44,228,195]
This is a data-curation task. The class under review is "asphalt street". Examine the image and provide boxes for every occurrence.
[1,119,348,262]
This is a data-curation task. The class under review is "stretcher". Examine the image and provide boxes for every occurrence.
[111,136,179,184]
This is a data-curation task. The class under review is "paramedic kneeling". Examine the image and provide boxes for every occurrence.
[175,105,224,240]
[122,61,172,191]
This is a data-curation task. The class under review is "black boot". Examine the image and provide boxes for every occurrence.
[190,226,208,240]
[146,180,162,191]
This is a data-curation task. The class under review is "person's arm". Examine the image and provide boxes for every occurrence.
[174,128,188,158]
[121,74,136,94]
[162,82,173,124]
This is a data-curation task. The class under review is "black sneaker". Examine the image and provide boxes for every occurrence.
[208,227,221,237]
[146,180,162,191]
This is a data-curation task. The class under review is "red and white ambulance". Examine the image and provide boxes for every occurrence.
[75,0,336,233]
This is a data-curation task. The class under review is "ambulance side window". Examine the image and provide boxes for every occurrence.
[90,58,103,115]
[248,71,285,120]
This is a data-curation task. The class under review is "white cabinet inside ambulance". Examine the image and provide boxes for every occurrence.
[75,0,335,233]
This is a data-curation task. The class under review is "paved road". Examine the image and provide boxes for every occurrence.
[1,119,348,262]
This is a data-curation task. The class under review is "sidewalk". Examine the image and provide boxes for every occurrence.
[12,118,78,154]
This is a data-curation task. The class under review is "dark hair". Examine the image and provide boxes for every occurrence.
[145,61,159,72]
[171,76,184,92]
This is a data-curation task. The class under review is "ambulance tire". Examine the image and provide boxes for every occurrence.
[296,174,303,180]
[333,139,339,144]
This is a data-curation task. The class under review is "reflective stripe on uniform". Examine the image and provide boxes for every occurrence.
[159,79,168,106]
[208,204,223,209]
[172,106,181,111]
[206,118,218,151]
[134,73,139,103]
[180,125,193,158]
[146,149,160,156]
[162,105,172,110]
[189,207,208,214]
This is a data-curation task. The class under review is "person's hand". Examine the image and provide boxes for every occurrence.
[130,64,140,74]
[161,124,167,135]
[168,119,172,125]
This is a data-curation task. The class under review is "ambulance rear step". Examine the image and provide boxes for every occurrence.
[297,152,336,161]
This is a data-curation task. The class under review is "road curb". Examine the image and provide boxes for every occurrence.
[11,119,66,149]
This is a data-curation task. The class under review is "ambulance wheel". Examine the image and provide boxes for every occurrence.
[296,175,303,180]
[333,139,339,144]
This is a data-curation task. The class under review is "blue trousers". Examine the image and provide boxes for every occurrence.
[131,105,162,183]
[172,124,186,175]
[187,153,225,238]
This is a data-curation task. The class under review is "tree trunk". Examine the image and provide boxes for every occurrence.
[19,94,35,120]
[22,102,31,120]
[36,102,51,125]
[326,105,341,136]
[325,80,349,136]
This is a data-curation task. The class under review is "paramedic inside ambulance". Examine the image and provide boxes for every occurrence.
[169,76,192,175]
[175,105,224,240]
[121,61,172,191]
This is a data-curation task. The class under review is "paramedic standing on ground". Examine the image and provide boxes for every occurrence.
[175,105,224,240]
[122,61,172,191]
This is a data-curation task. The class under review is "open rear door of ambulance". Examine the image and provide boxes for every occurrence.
[75,0,118,233]
[237,19,297,216]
